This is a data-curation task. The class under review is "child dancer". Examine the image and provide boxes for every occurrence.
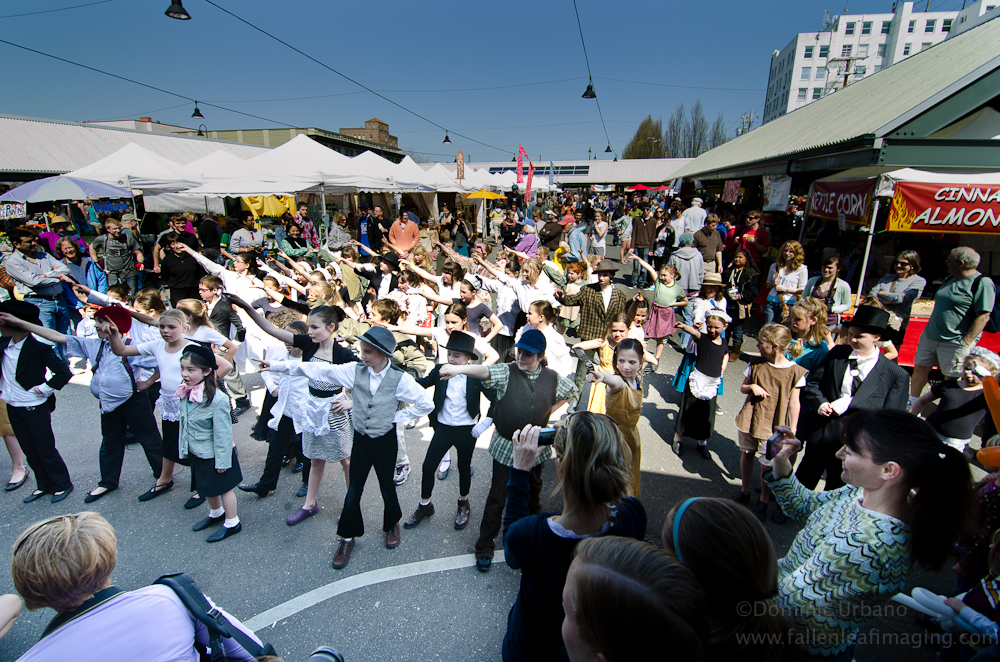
[628,250,687,365]
[178,345,243,542]
[673,274,727,394]
[673,311,730,459]
[573,313,631,415]
[517,301,572,378]
[627,298,650,343]
[911,349,997,452]
[786,297,832,372]
[0,306,163,503]
[263,327,433,569]
[586,338,645,496]
[734,323,807,522]
[404,331,485,531]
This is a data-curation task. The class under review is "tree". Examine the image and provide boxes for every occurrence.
[687,101,709,158]
[665,103,685,158]
[622,115,665,159]
[401,147,434,163]
[708,112,729,150]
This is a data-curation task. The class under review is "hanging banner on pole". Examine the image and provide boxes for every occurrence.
[456,152,465,181]
[888,181,1000,234]
[525,162,535,202]
[549,161,555,187]
[517,144,529,184]
[722,179,741,204]
[762,174,793,212]
[808,179,876,225]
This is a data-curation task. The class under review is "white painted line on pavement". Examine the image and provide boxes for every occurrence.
[245,551,506,631]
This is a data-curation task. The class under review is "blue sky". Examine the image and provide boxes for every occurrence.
[0,0,954,163]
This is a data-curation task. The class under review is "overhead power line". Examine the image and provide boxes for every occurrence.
[0,0,114,20]
[570,0,616,157]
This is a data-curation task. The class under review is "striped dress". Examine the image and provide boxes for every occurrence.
[766,475,912,657]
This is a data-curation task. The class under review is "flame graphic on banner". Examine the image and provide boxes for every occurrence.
[887,188,919,232]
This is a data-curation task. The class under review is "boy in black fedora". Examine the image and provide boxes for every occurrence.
[0,300,73,503]
[406,331,490,531]
[796,305,910,491]
[263,325,433,569]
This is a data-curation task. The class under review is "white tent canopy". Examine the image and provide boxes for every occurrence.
[184,151,249,181]
[66,142,200,191]
[351,151,434,192]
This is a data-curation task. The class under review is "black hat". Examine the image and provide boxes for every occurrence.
[181,344,219,370]
[0,300,40,327]
[360,326,397,358]
[846,305,891,340]
[381,251,400,270]
[443,330,478,359]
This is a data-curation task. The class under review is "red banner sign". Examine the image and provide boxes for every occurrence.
[888,181,1000,234]
[517,143,528,184]
[525,162,535,202]
[808,179,876,225]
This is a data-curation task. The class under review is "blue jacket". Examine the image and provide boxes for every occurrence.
[61,257,108,310]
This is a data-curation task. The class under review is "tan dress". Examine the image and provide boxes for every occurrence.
[586,345,615,414]
[606,383,643,497]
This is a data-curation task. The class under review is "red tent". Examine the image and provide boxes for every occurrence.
[652,185,672,191]
[626,184,652,191]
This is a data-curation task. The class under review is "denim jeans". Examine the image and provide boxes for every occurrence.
[764,300,785,324]
[631,248,652,287]
[106,271,138,296]
[26,297,71,362]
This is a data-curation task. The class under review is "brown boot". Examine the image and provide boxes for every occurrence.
[729,342,742,362]
[332,538,355,569]
[455,498,471,530]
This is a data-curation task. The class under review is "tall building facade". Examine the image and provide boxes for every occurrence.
[762,2,958,125]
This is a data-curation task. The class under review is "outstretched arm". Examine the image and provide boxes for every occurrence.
[400,259,437,283]
[226,294,294,344]
[106,322,142,356]
[628,249,658,281]
[674,321,702,339]
[0,313,67,345]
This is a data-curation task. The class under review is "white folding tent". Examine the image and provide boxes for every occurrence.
[351,151,434,192]
[66,142,200,191]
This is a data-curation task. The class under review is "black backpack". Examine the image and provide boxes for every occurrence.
[155,573,276,662]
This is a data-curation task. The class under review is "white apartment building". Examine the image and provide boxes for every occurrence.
[947,0,1000,38]
[762,2,958,125]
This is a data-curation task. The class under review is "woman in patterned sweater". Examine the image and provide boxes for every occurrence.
[765,410,974,661]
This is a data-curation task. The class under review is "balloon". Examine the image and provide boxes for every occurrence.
[891,593,940,618]
[912,588,954,619]
[977,446,1000,467]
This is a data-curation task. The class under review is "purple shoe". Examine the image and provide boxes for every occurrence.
[286,503,320,526]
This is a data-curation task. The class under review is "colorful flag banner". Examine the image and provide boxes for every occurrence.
[525,162,535,202]
[517,144,529,184]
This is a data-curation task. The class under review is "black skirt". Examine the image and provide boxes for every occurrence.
[189,447,243,498]
[675,385,717,441]
[161,419,189,465]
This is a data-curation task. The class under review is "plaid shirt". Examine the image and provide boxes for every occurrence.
[483,363,578,466]
[558,284,627,341]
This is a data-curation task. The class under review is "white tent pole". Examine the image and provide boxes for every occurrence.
[127,176,140,227]
[320,185,328,246]
[855,199,880,298]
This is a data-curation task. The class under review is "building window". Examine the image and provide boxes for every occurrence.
[859,44,869,57]
[841,45,853,57]
[943,18,953,31]
[881,20,891,34]
[921,42,932,51]
[877,43,886,57]
[801,67,811,79]
[908,20,916,33]
[816,66,826,78]
[925,19,936,32]
[804,45,814,58]
[798,88,807,101]
[813,88,823,100]
[855,65,866,79]
[845,21,856,34]
[874,64,882,73]
[903,42,911,55]
[862,21,873,34]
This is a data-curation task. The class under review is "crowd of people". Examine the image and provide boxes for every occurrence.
[2,188,1000,661]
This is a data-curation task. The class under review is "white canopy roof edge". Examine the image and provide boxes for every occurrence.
[66,142,200,191]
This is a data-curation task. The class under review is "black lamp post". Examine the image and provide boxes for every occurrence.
[191,102,204,119]
[164,1,191,20]
[196,124,207,137]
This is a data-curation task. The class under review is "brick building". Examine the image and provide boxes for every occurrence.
[339,118,398,149]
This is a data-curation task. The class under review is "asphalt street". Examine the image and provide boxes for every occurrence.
[0,247,979,662]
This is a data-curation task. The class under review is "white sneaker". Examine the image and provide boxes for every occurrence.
[393,463,411,485]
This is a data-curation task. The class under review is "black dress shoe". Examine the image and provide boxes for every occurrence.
[291,462,304,474]
[296,484,308,498]
[206,523,241,542]
[137,480,173,502]
[192,514,225,531]
[23,490,47,503]
[404,503,434,529]
[5,469,29,492]
[237,483,271,498]
[476,556,492,573]
[51,486,74,504]
[232,402,250,417]
[184,495,206,510]
[84,487,117,503]
[455,499,471,530]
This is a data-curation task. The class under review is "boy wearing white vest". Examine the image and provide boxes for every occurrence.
[265,326,433,569]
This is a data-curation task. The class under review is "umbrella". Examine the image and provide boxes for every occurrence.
[0,176,133,203]
[653,185,672,191]
[626,184,652,192]
[462,189,506,200]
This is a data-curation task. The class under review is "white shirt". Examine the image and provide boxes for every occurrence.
[601,284,613,312]
[1,337,52,407]
[268,358,433,424]
[516,324,573,377]
[831,350,880,415]
[438,374,477,426]
[682,206,707,234]
[136,340,193,395]
[479,276,521,337]
[592,221,608,249]
[430,327,492,365]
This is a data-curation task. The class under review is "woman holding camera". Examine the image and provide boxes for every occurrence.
[500,413,647,662]
[766,410,974,661]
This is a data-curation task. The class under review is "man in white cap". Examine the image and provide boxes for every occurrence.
[682,197,708,235]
